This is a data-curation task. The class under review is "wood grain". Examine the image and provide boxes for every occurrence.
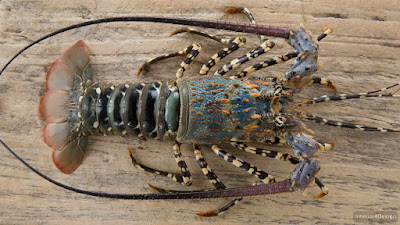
[0,0,399,224]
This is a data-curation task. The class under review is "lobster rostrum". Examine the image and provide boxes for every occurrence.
[2,7,399,217]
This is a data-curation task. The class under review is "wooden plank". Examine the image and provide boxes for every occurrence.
[0,0,399,224]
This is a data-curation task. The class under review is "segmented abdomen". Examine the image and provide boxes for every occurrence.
[82,81,179,139]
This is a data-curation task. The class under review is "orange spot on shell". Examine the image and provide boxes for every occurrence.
[254,80,269,86]
[244,124,259,133]
[256,129,271,137]
[243,82,259,89]
[250,92,261,97]
[221,99,229,103]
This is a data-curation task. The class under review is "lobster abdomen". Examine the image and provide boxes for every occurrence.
[39,41,180,174]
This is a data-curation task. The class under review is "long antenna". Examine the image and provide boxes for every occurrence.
[0,16,292,76]
[0,139,293,199]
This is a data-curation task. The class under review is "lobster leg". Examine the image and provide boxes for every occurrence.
[199,37,246,75]
[173,141,193,186]
[171,27,236,45]
[193,144,244,217]
[233,52,298,79]
[175,43,202,78]
[304,114,400,132]
[129,148,185,185]
[224,6,267,43]
[137,43,201,76]
[230,141,300,165]
[170,27,248,75]
[211,145,276,184]
[128,142,193,186]
[264,136,288,146]
[214,39,275,77]
[312,76,337,91]
[194,145,225,189]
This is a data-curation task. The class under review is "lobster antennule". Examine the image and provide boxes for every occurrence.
[39,40,91,174]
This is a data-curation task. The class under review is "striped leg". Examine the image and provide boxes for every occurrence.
[175,43,202,78]
[211,145,276,184]
[171,27,236,45]
[128,142,193,186]
[264,136,288,146]
[230,141,300,165]
[194,145,225,189]
[225,7,267,43]
[304,114,400,132]
[194,145,243,217]
[233,52,298,79]
[214,39,275,77]
[231,28,333,79]
[137,43,201,78]
[299,91,400,106]
[173,141,193,185]
[231,140,333,159]
[128,148,185,185]
[169,27,248,75]
[200,37,246,75]
[312,76,337,91]
[315,177,329,199]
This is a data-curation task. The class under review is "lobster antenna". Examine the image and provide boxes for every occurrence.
[0,16,297,76]
[0,139,293,199]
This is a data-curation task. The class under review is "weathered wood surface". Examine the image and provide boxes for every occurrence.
[0,0,399,224]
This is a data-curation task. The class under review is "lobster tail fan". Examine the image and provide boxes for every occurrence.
[39,40,91,174]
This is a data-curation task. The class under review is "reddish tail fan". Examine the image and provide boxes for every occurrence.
[39,40,90,174]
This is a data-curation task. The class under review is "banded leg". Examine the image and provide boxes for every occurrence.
[299,92,400,106]
[173,141,193,185]
[230,141,300,165]
[128,142,193,186]
[194,145,243,217]
[200,37,246,75]
[215,39,275,77]
[225,7,267,43]
[314,177,329,199]
[264,136,288,146]
[175,43,202,78]
[304,114,400,132]
[233,52,298,79]
[137,43,201,78]
[128,148,185,185]
[211,145,276,184]
[194,145,225,189]
[171,27,235,45]
[169,27,248,75]
[312,76,337,91]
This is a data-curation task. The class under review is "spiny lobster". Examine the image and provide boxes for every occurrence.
[1,7,399,217]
